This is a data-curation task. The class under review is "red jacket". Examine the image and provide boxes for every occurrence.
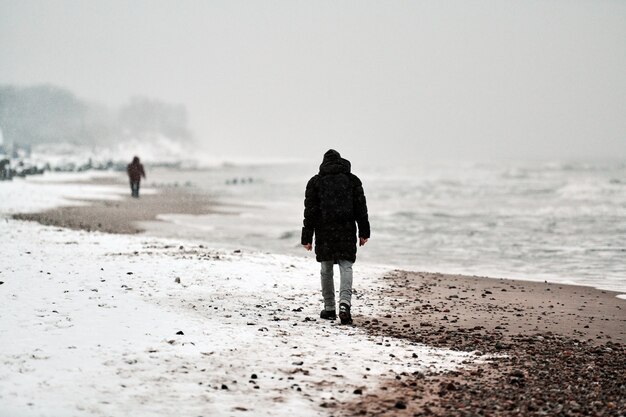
[127,160,145,182]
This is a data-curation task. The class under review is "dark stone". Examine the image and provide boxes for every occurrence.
[176,330,184,335]
[394,400,407,409]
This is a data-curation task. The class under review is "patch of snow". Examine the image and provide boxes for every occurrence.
[26,171,121,183]
[0,172,154,215]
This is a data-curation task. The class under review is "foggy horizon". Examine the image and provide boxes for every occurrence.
[1,0,625,164]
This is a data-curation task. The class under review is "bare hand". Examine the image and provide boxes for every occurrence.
[359,238,368,246]
[303,243,312,251]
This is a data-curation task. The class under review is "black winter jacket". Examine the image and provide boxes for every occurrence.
[301,150,370,263]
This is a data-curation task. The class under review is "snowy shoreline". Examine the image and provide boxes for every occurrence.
[0,172,483,416]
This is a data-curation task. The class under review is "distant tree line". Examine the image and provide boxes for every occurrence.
[0,84,192,146]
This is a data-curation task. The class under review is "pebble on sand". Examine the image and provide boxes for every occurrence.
[394,400,407,409]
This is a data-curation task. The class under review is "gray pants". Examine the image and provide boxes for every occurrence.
[320,260,353,311]
[130,181,140,198]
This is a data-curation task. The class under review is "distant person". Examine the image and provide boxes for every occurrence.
[301,149,370,325]
[127,156,146,198]
[0,159,10,181]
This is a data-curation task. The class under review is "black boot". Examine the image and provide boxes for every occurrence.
[339,303,352,325]
[320,309,337,320]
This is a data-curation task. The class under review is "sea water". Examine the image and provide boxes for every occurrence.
[149,159,626,293]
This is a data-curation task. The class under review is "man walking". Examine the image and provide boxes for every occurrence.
[301,149,370,325]
[127,156,146,198]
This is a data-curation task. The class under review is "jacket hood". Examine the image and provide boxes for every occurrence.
[319,149,351,175]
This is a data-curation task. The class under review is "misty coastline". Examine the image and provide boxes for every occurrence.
[2,166,625,417]
[4,159,626,296]
[2,2,626,415]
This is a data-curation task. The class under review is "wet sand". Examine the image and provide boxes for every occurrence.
[360,271,625,345]
[11,178,626,416]
[341,271,626,416]
[12,181,217,234]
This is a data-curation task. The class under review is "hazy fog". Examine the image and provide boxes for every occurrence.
[1,0,625,164]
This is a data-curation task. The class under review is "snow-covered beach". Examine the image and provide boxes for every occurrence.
[1,172,624,416]
[3,1,626,413]
[0,173,480,416]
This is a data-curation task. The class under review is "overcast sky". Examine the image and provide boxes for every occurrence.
[1,0,625,163]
